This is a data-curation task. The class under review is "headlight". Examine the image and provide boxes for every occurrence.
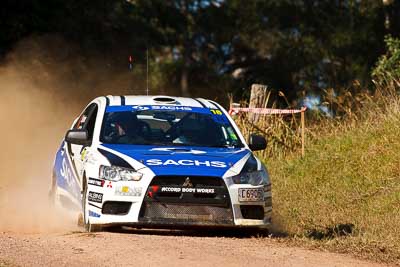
[232,169,269,185]
[232,155,269,186]
[99,165,143,181]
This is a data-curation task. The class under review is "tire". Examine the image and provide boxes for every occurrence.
[86,223,103,233]
[77,213,84,227]
[82,179,103,232]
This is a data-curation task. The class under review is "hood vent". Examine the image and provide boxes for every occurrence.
[152,96,177,104]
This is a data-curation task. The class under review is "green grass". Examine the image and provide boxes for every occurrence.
[265,105,400,264]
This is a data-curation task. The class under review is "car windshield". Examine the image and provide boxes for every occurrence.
[100,105,244,148]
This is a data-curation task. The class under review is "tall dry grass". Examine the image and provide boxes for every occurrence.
[232,85,400,264]
[230,92,303,159]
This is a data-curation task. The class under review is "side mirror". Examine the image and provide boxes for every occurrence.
[65,129,90,145]
[248,134,267,151]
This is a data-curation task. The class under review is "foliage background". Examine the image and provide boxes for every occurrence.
[1,0,400,104]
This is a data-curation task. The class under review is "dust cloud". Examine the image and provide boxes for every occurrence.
[0,35,142,233]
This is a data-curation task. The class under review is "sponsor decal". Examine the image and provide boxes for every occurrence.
[151,106,192,111]
[196,188,215,194]
[88,178,104,187]
[106,181,113,188]
[80,148,96,164]
[145,159,227,168]
[88,191,103,203]
[115,185,142,197]
[160,187,215,194]
[210,109,223,115]
[209,109,230,124]
[60,158,76,189]
[89,210,101,218]
[81,148,88,161]
[160,187,181,193]
[107,105,202,113]
[132,105,150,111]
[131,105,193,111]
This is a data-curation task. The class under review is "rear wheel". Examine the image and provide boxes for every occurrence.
[82,179,102,232]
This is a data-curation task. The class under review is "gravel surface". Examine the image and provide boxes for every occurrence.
[0,228,388,267]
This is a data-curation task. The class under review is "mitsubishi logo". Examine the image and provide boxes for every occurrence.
[182,177,193,188]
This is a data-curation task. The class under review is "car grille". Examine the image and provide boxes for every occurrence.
[139,176,233,225]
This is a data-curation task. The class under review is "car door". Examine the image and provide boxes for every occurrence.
[67,103,98,182]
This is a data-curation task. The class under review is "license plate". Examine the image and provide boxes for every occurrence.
[238,188,264,202]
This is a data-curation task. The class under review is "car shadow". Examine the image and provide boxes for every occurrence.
[102,222,355,240]
[105,225,287,239]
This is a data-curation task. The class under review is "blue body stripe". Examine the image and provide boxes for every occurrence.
[106,105,211,114]
[98,148,133,169]
[54,142,81,202]
[101,144,249,177]
[105,105,230,126]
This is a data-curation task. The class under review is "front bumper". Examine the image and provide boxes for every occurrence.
[86,175,272,228]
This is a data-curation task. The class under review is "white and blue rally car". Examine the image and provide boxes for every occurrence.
[51,95,272,232]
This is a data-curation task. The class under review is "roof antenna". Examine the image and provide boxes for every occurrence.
[146,47,149,96]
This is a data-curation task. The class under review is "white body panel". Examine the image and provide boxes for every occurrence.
[53,95,272,229]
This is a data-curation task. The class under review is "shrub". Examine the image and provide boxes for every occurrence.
[372,35,400,89]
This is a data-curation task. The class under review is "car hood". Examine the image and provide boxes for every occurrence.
[100,144,250,177]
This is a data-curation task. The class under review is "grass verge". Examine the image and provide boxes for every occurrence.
[265,95,400,264]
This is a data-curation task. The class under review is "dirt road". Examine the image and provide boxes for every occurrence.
[0,228,387,267]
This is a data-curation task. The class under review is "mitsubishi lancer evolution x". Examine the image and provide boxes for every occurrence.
[50,95,272,232]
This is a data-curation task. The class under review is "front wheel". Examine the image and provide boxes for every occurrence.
[82,180,102,232]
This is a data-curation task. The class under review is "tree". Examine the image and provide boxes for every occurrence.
[221,0,386,103]
[1,0,398,103]
[131,0,231,97]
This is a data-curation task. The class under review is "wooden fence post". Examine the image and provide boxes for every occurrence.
[301,109,305,157]
[249,84,268,123]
